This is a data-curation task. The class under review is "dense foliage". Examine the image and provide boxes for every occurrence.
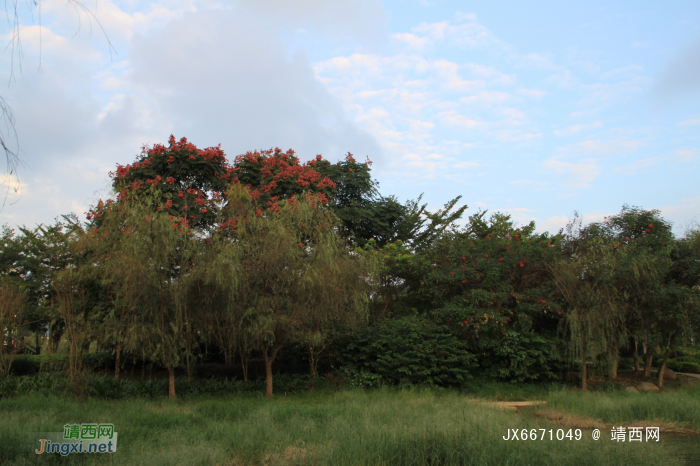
[1,135,699,399]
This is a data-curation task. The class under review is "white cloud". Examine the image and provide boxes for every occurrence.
[543,158,601,188]
[557,139,643,155]
[677,117,700,127]
[460,91,511,106]
[553,121,602,136]
[393,32,432,50]
[488,129,541,142]
[614,156,665,175]
[518,89,546,98]
[673,148,698,163]
[512,52,557,70]
[545,70,578,89]
[440,111,484,130]
[453,161,478,169]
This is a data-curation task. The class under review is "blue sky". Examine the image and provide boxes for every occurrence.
[1,0,699,236]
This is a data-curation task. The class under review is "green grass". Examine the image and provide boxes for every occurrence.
[0,388,684,465]
[534,383,700,431]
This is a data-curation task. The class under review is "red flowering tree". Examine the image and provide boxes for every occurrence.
[424,221,564,382]
[103,135,234,230]
[230,147,337,214]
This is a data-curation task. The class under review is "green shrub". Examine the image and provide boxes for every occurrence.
[9,353,114,376]
[0,373,316,400]
[667,356,700,374]
[9,356,40,376]
[38,354,69,373]
[335,317,476,387]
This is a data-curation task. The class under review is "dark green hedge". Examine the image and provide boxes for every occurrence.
[9,353,114,375]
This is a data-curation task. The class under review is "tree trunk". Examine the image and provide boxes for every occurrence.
[610,334,619,380]
[309,346,317,378]
[262,345,283,398]
[581,331,588,391]
[114,343,120,380]
[633,339,639,372]
[644,354,654,378]
[168,366,176,399]
[657,346,671,389]
[240,352,248,382]
[46,325,52,355]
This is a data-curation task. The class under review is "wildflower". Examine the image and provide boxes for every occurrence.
[498,258,504,262]
[519,262,524,267]
[645,229,650,233]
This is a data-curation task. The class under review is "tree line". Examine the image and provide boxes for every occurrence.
[2,135,699,398]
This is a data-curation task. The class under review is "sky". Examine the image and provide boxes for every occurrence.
[0,0,699,236]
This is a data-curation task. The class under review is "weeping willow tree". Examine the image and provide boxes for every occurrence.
[213,184,378,398]
[0,278,26,377]
[53,268,92,398]
[549,214,625,390]
[94,189,205,399]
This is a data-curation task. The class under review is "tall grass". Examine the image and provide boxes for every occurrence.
[0,388,682,465]
[538,384,700,431]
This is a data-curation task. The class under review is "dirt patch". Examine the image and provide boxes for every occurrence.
[467,400,546,411]
[225,444,324,466]
[530,409,698,434]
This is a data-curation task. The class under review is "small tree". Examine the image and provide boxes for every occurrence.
[216,185,376,397]
[0,278,26,377]
[96,190,203,399]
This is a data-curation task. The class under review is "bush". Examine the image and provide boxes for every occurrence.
[0,373,316,400]
[9,356,40,375]
[334,317,476,387]
[9,353,115,376]
[666,356,700,374]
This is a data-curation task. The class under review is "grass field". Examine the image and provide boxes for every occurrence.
[535,383,700,432]
[0,388,687,466]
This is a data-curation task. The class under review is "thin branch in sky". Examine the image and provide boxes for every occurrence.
[0,0,116,211]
